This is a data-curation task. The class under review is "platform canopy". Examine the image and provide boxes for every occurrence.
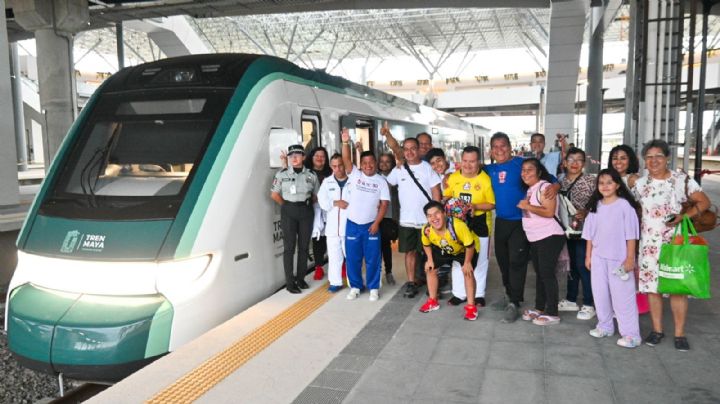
[6,0,642,74]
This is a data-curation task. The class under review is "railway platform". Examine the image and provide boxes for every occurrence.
[90,178,720,404]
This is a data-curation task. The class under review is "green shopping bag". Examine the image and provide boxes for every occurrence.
[658,216,711,298]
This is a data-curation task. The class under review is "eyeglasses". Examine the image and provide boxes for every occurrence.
[566,158,585,164]
[644,154,666,160]
[418,142,432,147]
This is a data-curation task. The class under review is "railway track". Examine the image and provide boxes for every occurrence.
[47,383,109,404]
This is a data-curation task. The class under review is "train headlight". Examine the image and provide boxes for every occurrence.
[156,255,212,290]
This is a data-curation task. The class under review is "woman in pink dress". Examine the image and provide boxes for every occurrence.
[517,158,566,326]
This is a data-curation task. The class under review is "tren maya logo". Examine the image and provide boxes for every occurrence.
[60,230,106,253]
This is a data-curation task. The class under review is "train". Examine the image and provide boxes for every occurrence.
[4,53,487,382]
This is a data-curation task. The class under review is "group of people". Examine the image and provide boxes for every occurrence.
[270,126,711,351]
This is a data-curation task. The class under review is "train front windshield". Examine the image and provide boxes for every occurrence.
[40,89,233,220]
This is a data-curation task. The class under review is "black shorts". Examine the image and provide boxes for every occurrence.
[398,226,423,253]
[429,245,478,269]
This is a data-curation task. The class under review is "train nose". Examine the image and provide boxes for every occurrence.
[6,284,173,382]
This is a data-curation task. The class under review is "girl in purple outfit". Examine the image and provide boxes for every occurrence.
[582,169,642,348]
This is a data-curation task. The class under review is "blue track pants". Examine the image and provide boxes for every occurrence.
[345,220,382,290]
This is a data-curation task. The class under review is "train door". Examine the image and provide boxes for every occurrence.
[340,115,375,155]
[301,111,321,151]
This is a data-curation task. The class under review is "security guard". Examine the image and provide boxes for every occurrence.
[271,144,319,294]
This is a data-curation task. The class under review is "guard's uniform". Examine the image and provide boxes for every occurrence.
[271,152,319,289]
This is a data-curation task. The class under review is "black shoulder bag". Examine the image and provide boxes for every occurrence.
[403,162,433,202]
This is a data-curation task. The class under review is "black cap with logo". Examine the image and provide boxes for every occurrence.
[287,144,305,156]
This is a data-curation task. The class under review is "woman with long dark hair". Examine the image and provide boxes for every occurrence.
[607,145,641,188]
[607,145,649,315]
[517,158,566,325]
[305,147,332,280]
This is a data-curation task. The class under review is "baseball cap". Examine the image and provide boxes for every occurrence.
[287,144,305,156]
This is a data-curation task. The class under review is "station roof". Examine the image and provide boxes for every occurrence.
[72,5,637,72]
[6,1,720,88]
[6,1,638,70]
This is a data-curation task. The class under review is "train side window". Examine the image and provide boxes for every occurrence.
[301,111,321,150]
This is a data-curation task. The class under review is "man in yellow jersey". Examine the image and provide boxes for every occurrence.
[442,146,495,307]
[419,201,479,320]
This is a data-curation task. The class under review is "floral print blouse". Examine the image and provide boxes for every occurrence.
[632,171,701,293]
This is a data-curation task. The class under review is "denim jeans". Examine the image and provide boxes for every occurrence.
[566,238,594,306]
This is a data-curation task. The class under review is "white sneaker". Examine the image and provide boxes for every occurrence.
[369,289,380,301]
[589,327,614,338]
[558,299,580,312]
[577,306,596,320]
[617,336,641,348]
[346,288,360,300]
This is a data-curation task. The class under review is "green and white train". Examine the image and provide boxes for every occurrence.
[4,54,487,381]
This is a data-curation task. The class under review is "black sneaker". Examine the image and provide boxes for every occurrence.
[674,336,690,351]
[644,331,665,346]
[490,295,509,311]
[385,273,396,286]
[403,282,418,298]
[476,297,486,307]
[501,303,519,324]
[447,296,467,306]
[296,279,310,289]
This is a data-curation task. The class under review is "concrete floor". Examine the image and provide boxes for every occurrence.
[90,176,720,404]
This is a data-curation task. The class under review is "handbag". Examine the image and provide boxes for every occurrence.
[680,175,718,233]
[534,184,567,235]
[657,216,711,299]
[558,175,584,239]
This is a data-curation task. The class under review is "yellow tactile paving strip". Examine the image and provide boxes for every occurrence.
[147,284,333,404]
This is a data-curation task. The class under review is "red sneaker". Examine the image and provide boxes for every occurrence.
[313,265,324,280]
[419,298,440,313]
[464,304,478,321]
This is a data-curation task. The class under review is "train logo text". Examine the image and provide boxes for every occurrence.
[60,230,107,253]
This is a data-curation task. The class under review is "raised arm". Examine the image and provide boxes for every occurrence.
[380,121,405,165]
[354,140,363,165]
[341,127,353,175]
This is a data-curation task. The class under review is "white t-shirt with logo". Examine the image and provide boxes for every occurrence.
[386,161,441,227]
[346,167,391,225]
